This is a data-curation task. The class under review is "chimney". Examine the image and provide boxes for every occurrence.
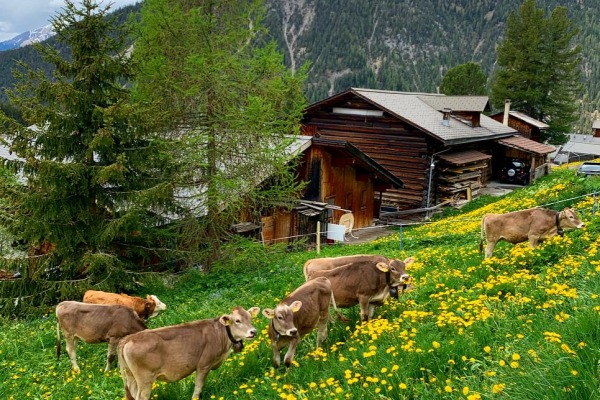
[503,99,511,126]
[441,108,451,127]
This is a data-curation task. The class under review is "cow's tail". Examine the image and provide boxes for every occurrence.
[330,292,349,323]
[479,216,486,255]
[56,321,62,360]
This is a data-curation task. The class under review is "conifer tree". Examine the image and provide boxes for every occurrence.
[132,0,307,267]
[0,0,182,301]
[490,0,582,144]
[440,62,487,96]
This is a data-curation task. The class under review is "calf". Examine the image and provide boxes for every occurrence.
[83,290,166,320]
[307,258,412,321]
[55,301,147,372]
[263,277,332,368]
[480,207,584,258]
[118,306,260,400]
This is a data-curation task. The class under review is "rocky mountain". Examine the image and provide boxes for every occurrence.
[1,0,599,131]
[0,25,55,52]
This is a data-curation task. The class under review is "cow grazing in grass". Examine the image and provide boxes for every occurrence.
[480,207,584,258]
[83,290,166,320]
[56,301,147,372]
[118,306,259,400]
[263,277,332,368]
[306,257,413,321]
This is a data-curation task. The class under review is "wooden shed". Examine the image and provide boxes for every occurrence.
[302,88,518,211]
[258,135,403,245]
[490,110,550,142]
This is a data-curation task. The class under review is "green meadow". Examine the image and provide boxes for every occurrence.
[1,164,600,400]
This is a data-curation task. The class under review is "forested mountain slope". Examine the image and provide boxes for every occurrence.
[1,0,599,130]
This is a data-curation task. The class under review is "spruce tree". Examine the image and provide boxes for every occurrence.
[132,0,307,268]
[490,0,582,144]
[0,0,181,309]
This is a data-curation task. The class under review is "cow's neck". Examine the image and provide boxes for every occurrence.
[270,319,293,342]
[556,212,564,236]
[225,325,244,353]
[385,271,399,299]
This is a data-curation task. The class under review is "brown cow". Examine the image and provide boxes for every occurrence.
[303,254,414,281]
[83,290,167,320]
[480,207,585,258]
[307,258,412,321]
[55,301,147,372]
[262,277,332,368]
[118,306,260,400]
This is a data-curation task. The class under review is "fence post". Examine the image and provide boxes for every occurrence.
[399,224,403,251]
[316,221,321,254]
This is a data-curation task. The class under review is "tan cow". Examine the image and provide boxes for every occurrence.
[262,277,332,368]
[55,301,147,372]
[118,306,260,400]
[306,258,413,321]
[480,207,585,258]
[83,290,166,320]
[303,254,414,281]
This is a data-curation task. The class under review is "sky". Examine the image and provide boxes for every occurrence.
[0,0,139,42]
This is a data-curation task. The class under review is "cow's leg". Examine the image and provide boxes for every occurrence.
[105,338,119,373]
[283,337,300,368]
[271,341,282,368]
[484,239,497,258]
[367,303,377,320]
[529,236,540,248]
[359,297,371,321]
[64,334,80,371]
[191,368,210,400]
[316,315,328,348]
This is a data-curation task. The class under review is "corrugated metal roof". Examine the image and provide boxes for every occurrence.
[351,88,516,145]
[496,136,555,155]
[0,144,23,161]
[418,95,489,112]
[593,120,600,130]
[438,150,492,165]
[508,111,549,129]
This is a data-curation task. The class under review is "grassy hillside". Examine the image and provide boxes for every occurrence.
[1,164,600,399]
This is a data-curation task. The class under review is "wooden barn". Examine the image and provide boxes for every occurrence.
[254,135,403,245]
[301,88,553,212]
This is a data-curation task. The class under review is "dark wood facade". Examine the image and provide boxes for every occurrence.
[259,138,402,245]
[490,111,548,143]
[302,99,433,210]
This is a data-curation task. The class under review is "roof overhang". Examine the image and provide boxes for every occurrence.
[438,150,492,165]
[496,136,555,155]
[312,136,404,189]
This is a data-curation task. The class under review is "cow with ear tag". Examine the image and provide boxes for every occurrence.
[118,306,260,400]
[263,277,332,368]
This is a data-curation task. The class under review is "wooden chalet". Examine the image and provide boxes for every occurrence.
[254,135,403,245]
[302,88,554,212]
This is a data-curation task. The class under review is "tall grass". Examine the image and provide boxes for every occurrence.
[1,165,600,399]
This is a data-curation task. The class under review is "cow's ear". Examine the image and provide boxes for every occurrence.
[376,262,389,272]
[290,301,302,313]
[248,307,260,318]
[262,308,274,319]
[403,256,415,265]
[219,315,232,326]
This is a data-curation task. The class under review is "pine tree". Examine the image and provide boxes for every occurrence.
[439,62,488,96]
[132,0,307,268]
[0,0,182,310]
[490,0,582,144]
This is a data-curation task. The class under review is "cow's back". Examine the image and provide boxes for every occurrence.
[56,301,146,343]
[303,254,388,279]
[308,262,382,307]
[284,277,332,336]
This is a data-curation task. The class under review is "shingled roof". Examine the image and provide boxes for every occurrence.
[307,88,517,145]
